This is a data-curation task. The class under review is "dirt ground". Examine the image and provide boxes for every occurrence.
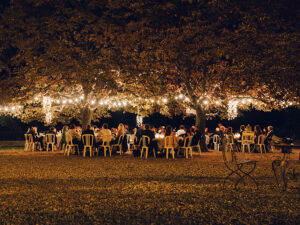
[0,149,299,224]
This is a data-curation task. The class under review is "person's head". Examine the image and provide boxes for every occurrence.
[254,125,261,133]
[125,124,129,130]
[149,125,156,132]
[133,127,137,133]
[50,127,55,132]
[228,127,232,134]
[179,125,185,130]
[220,126,225,132]
[102,123,108,129]
[218,123,223,128]
[205,128,208,133]
[70,124,75,129]
[118,124,125,134]
[145,124,150,130]
[216,127,220,132]
[62,125,68,132]
[33,127,37,132]
[165,125,173,136]
[268,126,273,132]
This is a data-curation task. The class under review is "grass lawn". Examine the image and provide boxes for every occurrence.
[0,150,299,224]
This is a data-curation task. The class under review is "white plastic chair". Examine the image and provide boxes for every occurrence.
[178,136,193,159]
[82,134,95,157]
[164,136,176,159]
[256,135,266,153]
[46,134,56,152]
[213,135,220,151]
[241,132,255,153]
[99,135,112,157]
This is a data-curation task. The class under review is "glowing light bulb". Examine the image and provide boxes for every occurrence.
[62,100,66,104]
[56,100,60,104]
[68,99,73,103]
[184,97,190,102]
[34,96,39,101]
[151,99,154,103]
[11,106,15,110]
[247,98,252,103]
[203,100,208,105]
[162,98,167,103]
[241,99,246,104]
[80,95,84,100]
[4,107,8,111]
[91,100,95,105]
[175,96,178,100]
[216,100,220,105]
[179,94,183,99]
[75,98,79,102]
[99,100,103,105]
[122,101,127,106]
[118,102,122,106]
[157,100,161,104]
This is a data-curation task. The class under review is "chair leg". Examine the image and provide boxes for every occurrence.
[140,148,143,158]
[166,149,169,159]
[145,148,148,159]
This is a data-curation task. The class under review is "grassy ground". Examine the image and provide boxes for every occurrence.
[0,150,299,224]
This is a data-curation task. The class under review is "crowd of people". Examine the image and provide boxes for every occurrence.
[25,122,279,155]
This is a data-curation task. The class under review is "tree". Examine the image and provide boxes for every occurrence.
[119,0,299,150]
[0,0,130,128]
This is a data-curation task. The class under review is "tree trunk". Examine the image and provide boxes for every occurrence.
[195,106,207,152]
[81,106,92,130]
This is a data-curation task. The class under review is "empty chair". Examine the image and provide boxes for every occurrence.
[163,136,176,159]
[241,132,255,153]
[178,136,193,159]
[46,133,56,152]
[82,134,95,157]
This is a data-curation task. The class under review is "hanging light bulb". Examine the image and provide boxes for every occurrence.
[184,97,190,102]
[62,100,66,104]
[151,99,155,103]
[4,107,8,111]
[215,100,220,105]
[91,100,95,105]
[162,98,167,103]
[179,94,184,99]
[34,96,39,101]
[241,99,246,104]
[75,98,79,102]
[203,100,208,105]
[11,106,15,110]
[80,95,84,100]
[68,99,73,103]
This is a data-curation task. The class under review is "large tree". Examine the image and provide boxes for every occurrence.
[119,0,299,150]
[0,0,130,128]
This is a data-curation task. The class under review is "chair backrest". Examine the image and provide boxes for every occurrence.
[82,134,94,146]
[117,135,124,145]
[25,134,34,143]
[242,132,255,144]
[257,134,266,145]
[46,134,55,143]
[65,133,73,145]
[213,135,220,143]
[102,135,112,146]
[164,136,176,148]
[141,135,150,147]
[183,136,192,147]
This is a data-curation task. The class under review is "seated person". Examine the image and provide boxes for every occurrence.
[46,127,57,144]
[61,125,69,147]
[97,123,112,145]
[191,126,202,146]
[176,125,186,138]
[81,125,96,146]
[141,124,159,156]
[26,126,44,150]
[67,124,81,145]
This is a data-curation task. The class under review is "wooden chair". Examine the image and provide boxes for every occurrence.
[140,135,155,159]
[99,135,112,157]
[178,136,193,159]
[82,134,95,157]
[24,134,35,151]
[163,136,176,159]
[256,135,266,153]
[46,133,56,152]
[111,135,124,155]
[65,133,79,156]
[223,143,258,189]
[241,132,255,153]
[213,135,220,151]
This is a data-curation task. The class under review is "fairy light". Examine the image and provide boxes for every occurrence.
[215,100,220,105]
[151,99,155,103]
[42,96,52,124]
[91,100,95,105]
[4,107,8,111]
[80,95,84,100]
[178,94,184,99]
[62,100,66,104]
[241,99,246,104]
[75,98,79,102]
[11,106,15,110]
[228,100,238,120]
[34,96,39,101]
[56,100,60,104]
[184,97,190,102]
[68,99,73,103]
[203,100,208,105]
[162,98,167,103]
[136,115,143,127]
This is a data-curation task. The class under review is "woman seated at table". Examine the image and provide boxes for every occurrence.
[254,125,263,143]
[111,123,125,144]
[67,124,81,145]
